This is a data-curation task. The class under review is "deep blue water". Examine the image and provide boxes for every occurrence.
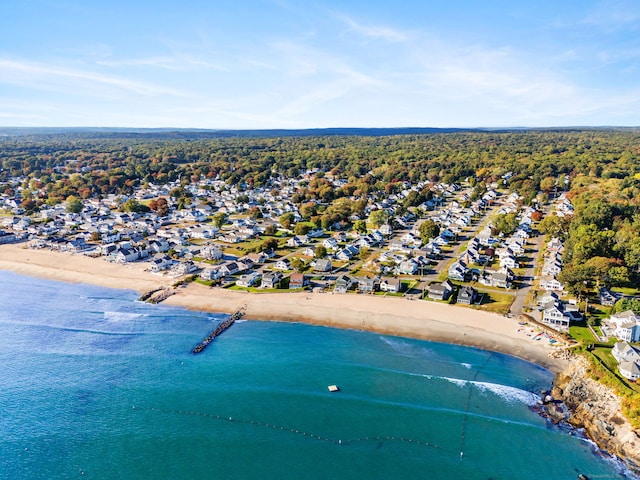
[0,270,634,479]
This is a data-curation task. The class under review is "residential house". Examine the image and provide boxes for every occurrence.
[612,341,640,364]
[599,288,620,307]
[357,277,378,293]
[397,258,419,275]
[334,275,353,294]
[200,267,223,281]
[313,259,332,273]
[114,248,139,264]
[428,280,454,301]
[149,254,174,272]
[609,311,640,342]
[236,271,262,287]
[274,259,291,270]
[542,301,581,332]
[457,286,477,305]
[170,261,197,276]
[379,277,402,293]
[261,271,283,289]
[322,238,339,251]
[448,260,468,282]
[289,273,308,289]
[540,276,564,292]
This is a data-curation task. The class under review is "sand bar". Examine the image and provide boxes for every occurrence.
[0,243,569,373]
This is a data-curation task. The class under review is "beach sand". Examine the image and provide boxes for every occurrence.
[0,243,568,373]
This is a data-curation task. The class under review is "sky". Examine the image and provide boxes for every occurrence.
[1,0,640,129]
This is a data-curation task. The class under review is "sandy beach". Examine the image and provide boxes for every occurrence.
[0,243,568,373]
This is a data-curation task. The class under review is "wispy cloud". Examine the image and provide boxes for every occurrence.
[335,14,409,42]
[582,0,640,30]
[97,55,228,72]
[0,59,187,97]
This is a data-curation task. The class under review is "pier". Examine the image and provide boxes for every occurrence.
[191,306,246,354]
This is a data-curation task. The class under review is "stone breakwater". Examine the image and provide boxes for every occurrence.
[552,354,640,472]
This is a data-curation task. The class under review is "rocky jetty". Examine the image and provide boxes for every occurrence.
[552,354,640,471]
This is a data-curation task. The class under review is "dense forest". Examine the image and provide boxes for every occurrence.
[1,129,640,290]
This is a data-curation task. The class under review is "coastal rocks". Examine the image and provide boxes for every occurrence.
[552,355,640,469]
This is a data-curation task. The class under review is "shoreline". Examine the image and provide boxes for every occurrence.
[0,243,568,373]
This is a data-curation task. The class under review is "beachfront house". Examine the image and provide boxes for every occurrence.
[236,271,262,288]
[607,311,640,342]
[379,277,402,293]
[428,280,454,301]
[289,273,308,289]
[334,275,353,294]
[541,301,581,332]
[261,271,283,289]
[357,277,378,293]
[457,286,477,305]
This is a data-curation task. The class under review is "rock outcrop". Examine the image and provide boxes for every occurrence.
[552,355,640,470]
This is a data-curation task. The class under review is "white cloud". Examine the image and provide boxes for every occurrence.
[335,13,409,42]
[0,59,187,98]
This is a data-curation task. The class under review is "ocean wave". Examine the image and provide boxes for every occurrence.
[378,336,437,358]
[409,372,539,406]
[103,311,146,322]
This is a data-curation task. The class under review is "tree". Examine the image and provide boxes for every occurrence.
[491,212,519,236]
[264,224,277,236]
[66,195,83,214]
[248,206,263,219]
[290,257,305,272]
[213,212,228,228]
[538,214,569,239]
[155,197,169,216]
[280,212,295,230]
[353,219,367,234]
[315,244,327,258]
[90,231,102,242]
[294,223,312,235]
[368,210,388,229]
[557,263,593,298]
[418,220,440,243]
[260,237,279,252]
[123,198,149,213]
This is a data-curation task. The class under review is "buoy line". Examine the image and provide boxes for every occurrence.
[133,406,443,451]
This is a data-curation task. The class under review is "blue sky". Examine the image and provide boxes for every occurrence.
[1,0,640,128]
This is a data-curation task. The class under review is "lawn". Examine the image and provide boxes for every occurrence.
[569,324,598,344]
[471,289,515,315]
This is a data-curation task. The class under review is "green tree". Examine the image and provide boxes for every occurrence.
[280,212,295,230]
[418,219,440,243]
[491,212,519,236]
[290,257,305,272]
[264,224,277,236]
[368,210,388,229]
[538,214,570,239]
[353,219,367,234]
[314,244,327,258]
[260,237,279,252]
[213,212,228,229]
[294,223,312,235]
[66,195,83,213]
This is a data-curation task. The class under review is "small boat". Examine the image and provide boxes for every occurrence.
[578,474,590,480]
[327,385,340,392]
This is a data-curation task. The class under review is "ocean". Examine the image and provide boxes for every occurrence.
[0,270,634,479]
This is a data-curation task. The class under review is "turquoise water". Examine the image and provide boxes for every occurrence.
[0,270,633,479]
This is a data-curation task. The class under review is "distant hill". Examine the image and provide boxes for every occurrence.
[0,126,636,139]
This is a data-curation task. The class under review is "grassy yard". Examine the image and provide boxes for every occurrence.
[471,289,514,314]
[569,324,598,344]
